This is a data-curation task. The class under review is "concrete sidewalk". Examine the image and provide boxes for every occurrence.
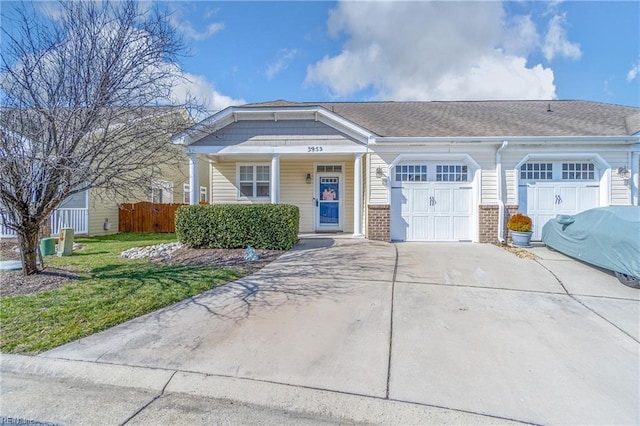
[2,238,639,425]
[1,354,513,425]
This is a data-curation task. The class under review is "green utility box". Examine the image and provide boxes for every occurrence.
[57,228,74,257]
[40,237,56,256]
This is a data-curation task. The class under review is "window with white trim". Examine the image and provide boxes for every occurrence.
[183,184,190,204]
[151,179,173,204]
[199,186,207,203]
[562,162,595,180]
[520,163,553,180]
[238,164,270,199]
[395,164,428,182]
[436,165,468,182]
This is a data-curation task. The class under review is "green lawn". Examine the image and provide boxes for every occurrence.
[0,233,244,354]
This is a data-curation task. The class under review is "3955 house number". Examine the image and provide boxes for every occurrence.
[307,146,323,152]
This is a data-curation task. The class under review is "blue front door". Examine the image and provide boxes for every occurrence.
[317,176,341,230]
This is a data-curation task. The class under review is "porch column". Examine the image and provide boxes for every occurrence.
[271,154,280,204]
[188,153,198,205]
[353,153,364,237]
[632,146,640,206]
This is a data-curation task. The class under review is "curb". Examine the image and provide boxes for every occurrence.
[1,354,520,425]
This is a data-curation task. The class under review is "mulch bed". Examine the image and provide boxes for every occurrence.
[0,243,283,297]
[156,247,283,273]
[0,268,81,297]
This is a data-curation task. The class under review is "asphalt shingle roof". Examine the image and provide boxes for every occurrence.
[243,100,640,138]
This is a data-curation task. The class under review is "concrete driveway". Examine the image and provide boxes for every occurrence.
[18,239,640,423]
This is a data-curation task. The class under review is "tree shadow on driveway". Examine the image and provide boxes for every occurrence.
[146,238,395,324]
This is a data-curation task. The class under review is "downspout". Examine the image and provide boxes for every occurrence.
[631,144,640,206]
[496,141,509,243]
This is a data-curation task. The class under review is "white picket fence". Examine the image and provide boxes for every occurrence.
[50,208,89,235]
[0,217,15,238]
[1,208,89,238]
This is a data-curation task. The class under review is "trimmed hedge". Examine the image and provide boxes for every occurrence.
[175,204,299,250]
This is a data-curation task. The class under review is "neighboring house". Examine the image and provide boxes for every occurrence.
[1,108,210,238]
[172,100,640,243]
[46,151,209,237]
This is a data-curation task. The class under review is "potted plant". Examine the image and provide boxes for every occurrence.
[507,213,533,247]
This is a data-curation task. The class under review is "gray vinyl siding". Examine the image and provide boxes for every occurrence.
[193,120,360,147]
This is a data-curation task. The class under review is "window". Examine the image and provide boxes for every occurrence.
[199,186,207,203]
[59,190,88,209]
[238,164,270,199]
[436,165,468,182]
[562,163,595,180]
[395,164,428,182]
[183,184,190,204]
[316,165,343,173]
[151,179,173,204]
[520,163,553,180]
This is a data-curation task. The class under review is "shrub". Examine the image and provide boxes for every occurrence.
[175,204,299,250]
[507,213,532,232]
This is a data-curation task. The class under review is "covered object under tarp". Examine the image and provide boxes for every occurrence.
[542,206,640,279]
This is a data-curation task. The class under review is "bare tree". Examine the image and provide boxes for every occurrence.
[0,1,196,275]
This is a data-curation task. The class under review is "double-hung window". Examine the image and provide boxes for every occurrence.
[151,179,173,204]
[238,164,270,199]
[183,184,190,204]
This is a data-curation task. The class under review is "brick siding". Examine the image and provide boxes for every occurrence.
[478,204,519,243]
[367,204,390,242]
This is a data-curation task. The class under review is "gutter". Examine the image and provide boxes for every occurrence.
[373,135,639,144]
[496,141,509,243]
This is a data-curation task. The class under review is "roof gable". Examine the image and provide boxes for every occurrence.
[173,105,375,146]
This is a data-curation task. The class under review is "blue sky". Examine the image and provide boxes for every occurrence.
[18,1,640,113]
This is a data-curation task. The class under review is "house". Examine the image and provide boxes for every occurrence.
[0,107,210,238]
[46,150,210,237]
[172,100,640,243]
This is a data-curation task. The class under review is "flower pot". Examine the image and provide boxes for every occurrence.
[511,231,532,247]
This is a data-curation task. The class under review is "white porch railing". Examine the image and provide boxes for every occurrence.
[0,216,17,238]
[51,208,89,235]
[1,208,89,238]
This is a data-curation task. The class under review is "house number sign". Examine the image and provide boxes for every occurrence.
[307,146,324,152]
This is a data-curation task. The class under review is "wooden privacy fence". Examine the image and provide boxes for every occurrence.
[119,202,185,233]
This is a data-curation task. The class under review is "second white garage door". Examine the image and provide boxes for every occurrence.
[518,161,601,240]
[391,183,473,241]
[523,183,600,240]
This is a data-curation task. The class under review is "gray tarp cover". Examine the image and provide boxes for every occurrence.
[542,206,640,279]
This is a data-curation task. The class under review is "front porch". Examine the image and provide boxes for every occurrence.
[187,153,366,237]
[172,104,378,239]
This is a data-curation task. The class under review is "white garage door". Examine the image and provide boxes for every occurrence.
[391,164,473,241]
[519,161,600,240]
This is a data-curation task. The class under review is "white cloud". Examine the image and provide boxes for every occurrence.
[171,19,224,41]
[37,2,64,21]
[627,62,639,82]
[167,6,224,41]
[169,69,245,117]
[410,55,555,101]
[306,1,556,101]
[542,13,582,61]
[266,49,299,80]
[503,15,540,57]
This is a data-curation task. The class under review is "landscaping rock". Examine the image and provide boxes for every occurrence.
[120,242,183,260]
